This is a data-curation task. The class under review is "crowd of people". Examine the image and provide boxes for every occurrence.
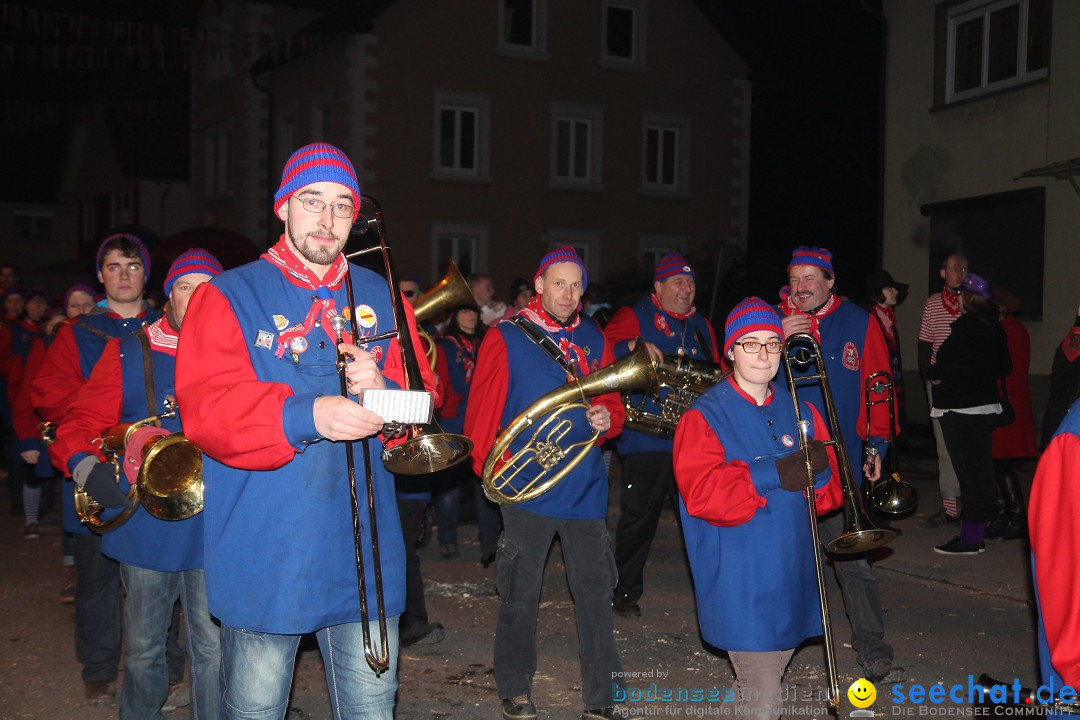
[1,140,1077,719]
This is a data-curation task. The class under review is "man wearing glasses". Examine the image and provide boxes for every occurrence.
[176,142,434,719]
[777,246,903,685]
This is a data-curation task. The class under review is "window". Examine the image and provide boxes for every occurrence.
[942,0,1049,104]
[544,229,599,281]
[206,129,231,197]
[13,212,55,243]
[639,235,688,272]
[433,91,492,182]
[498,0,548,59]
[601,0,647,69]
[641,112,690,196]
[432,222,489,279]
[551,103,604,190]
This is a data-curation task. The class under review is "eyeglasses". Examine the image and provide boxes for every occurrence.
[291,195,355,219]
[732,340,782,354]
[402,289,420,299]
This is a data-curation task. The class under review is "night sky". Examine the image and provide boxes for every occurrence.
[2,0,885,305]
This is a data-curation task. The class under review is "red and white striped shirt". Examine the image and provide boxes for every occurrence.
[918,289,960,364]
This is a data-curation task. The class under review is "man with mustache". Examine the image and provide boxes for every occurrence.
[778,246,903,684]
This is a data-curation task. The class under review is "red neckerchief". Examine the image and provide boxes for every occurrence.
[649,294,696,337]
[940,288,961,317]
[778,293,838,344]
[1062,325,1080,363]
[145,315,179,355]
[261,236,351,358]
[444,332,479,384]
[872,304,896,341]
[519,294,589,375]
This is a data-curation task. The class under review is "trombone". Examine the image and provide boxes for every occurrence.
[863,371,918,515]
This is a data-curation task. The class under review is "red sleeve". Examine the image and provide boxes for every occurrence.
[434,343,461,418]
[12,339,47,441]
[603,306,642,345]
[175,283,302,470]
[50,340,124,472]
[1030,432,1080,687]
[379,300,438,398]
[858,315,897,441]
[464,329,509,477]
[592,335,626,442]
[808,403,843,514]
[30,323,84,422]
[6,354,24,407]
[673,408,766,526]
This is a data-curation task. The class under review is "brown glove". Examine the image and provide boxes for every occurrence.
[775,440,829,492]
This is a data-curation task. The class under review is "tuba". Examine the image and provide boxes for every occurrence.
[863,371,918,515]
[483,344,658,504]
[409,261,476,369]
[623,352,729,438]
[782,332,895,554]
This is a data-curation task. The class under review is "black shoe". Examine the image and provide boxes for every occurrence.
[502,694,537,719]
[481,552,497,568]
[440,543,460,559]
[582,707,617,719]
[864,659,905,684]
[920,510,960,528]
[401,622,445,648]
[612,593,641,618]
[934,536,985,555]
[84,679,117,703]
[23,522,40,539]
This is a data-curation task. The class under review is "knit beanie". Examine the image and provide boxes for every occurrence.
[724,297,784,356]
[164,248,224,297]
[654,252,695,283]
[63,283,97,310]
[96,233,151,282]
[787,246,834,276]
[534,244,588,291]
[273,143,361,222]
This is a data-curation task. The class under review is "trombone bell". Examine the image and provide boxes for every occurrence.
[382,430,472,475]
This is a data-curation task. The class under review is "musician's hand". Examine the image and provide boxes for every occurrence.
[775,441,827,492]
[628,338,664,364]
[313,396,385,441]
[338,343,386,394]
[83,462,134,510]
[586,404,611,434]
[863,452,882,483]
[781,313,811,339]
[20,450,40,465]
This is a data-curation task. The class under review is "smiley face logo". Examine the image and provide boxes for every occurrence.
[847,678,877,708]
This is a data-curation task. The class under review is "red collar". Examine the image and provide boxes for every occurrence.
[728,375,774,407]
[261,236,348,290]
[650,294,696,321]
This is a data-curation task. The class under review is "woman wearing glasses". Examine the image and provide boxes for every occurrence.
[673,297,842,719]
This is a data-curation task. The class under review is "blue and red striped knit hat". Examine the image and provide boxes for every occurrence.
[787,246,834,276]
[724,297,783,356]
[654,252,695,283]
[534,244,588,291]
[63,283,97,311]
[273,143,361,222]
[164,248,223,297]
[96,233,151,282]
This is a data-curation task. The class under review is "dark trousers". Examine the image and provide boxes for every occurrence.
[72,532,121,684]
[938,412,1000,522]
[819,509,892,671]
[494,506,621,709]
[396,496,430,633]
[613,451,677,602]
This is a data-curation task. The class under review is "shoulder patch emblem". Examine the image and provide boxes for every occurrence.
[842,341,860,371]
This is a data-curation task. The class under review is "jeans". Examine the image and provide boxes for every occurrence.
[220,618,399,720]
[119,565,221,720]
[73,532,121,684]
[819,509,892,670]
[613,452,678,602]
[926,383,960,501]
[494,506,620,709]
[472,476,502,558]
[434,481,461,548]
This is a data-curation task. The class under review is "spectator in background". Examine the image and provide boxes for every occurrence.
[1041,302,1080,448]
[863,270,909,433]
[503,276,534,320]
[583,282,614,328]
[986,287,1036,541]
[0,263,21,293]
[468,272,507,327]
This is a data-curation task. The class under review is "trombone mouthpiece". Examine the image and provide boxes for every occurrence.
[797,419,811,443]
[329,314,348,337]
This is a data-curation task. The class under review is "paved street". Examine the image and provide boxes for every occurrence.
[0,430,1043,719]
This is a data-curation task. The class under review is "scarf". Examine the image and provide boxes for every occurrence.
[519,294,589,376]
[940,288,961,318]
[145,315,179,355]
[261,237,351,359]
[444,332,480,384]
[1062,325,1080,363]
[778,293,837,344]
[649,294,697,338]
[872,304,897,342]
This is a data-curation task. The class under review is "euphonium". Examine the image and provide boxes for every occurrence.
[483,344,658,504]
[124,420,203,522]
[623,352,729,438]
[410,261,475,369]
[782,332,895,554]
[863,371,918,515]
